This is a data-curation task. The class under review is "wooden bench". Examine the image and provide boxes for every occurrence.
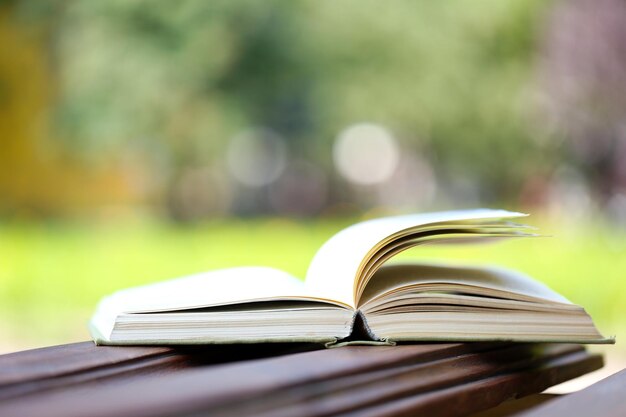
[0,341,605,416]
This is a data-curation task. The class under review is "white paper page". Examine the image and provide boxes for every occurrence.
[360,262,572,306]
[97,267,312,315]
[304,209,526,307]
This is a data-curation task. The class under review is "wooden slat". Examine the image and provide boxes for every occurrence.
[516,368,626,417]
[0,341,321,401]
[339,348,602,417]
[0,342,602,417]
[468,394,559,417]
[0,342,170,387]
[191,345,602,417]
[0,342,491,406]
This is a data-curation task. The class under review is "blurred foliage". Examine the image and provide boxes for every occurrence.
[69,0,552,193]
[2,0,625,219]
[0,5,133,215]
[1,0,581,218]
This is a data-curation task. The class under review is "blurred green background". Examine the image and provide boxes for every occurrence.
[1,0,625,354]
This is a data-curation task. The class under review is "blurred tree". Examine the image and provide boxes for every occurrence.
[0,3,134,216]
[51,1,553,214]
[308,1,551,202]
[0,6,49,213]
[537,0,626,207]
[4,0,585,218]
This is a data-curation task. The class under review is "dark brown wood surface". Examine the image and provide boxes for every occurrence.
[517,368,626,417]
[0,342,603,417]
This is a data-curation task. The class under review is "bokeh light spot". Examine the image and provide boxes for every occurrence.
[226,128,287,187]
[333,123,399,185]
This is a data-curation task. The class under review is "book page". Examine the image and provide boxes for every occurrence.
[96,267,351,316]
[304,209,526,307]
[359,262,572,308]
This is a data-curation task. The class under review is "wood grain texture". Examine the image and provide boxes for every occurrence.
[516,368,626,417]
[0,342,603,417]
[0,341,321,401]
[0,342,170,387]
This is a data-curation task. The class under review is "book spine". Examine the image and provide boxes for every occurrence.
[325,310,395,348]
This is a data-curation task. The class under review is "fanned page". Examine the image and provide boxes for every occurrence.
[359,262,573,310]
[304,209,528,307]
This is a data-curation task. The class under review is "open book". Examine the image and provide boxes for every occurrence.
[90,209,612,347]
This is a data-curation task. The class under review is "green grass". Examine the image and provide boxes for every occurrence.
[1,217,624,351]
